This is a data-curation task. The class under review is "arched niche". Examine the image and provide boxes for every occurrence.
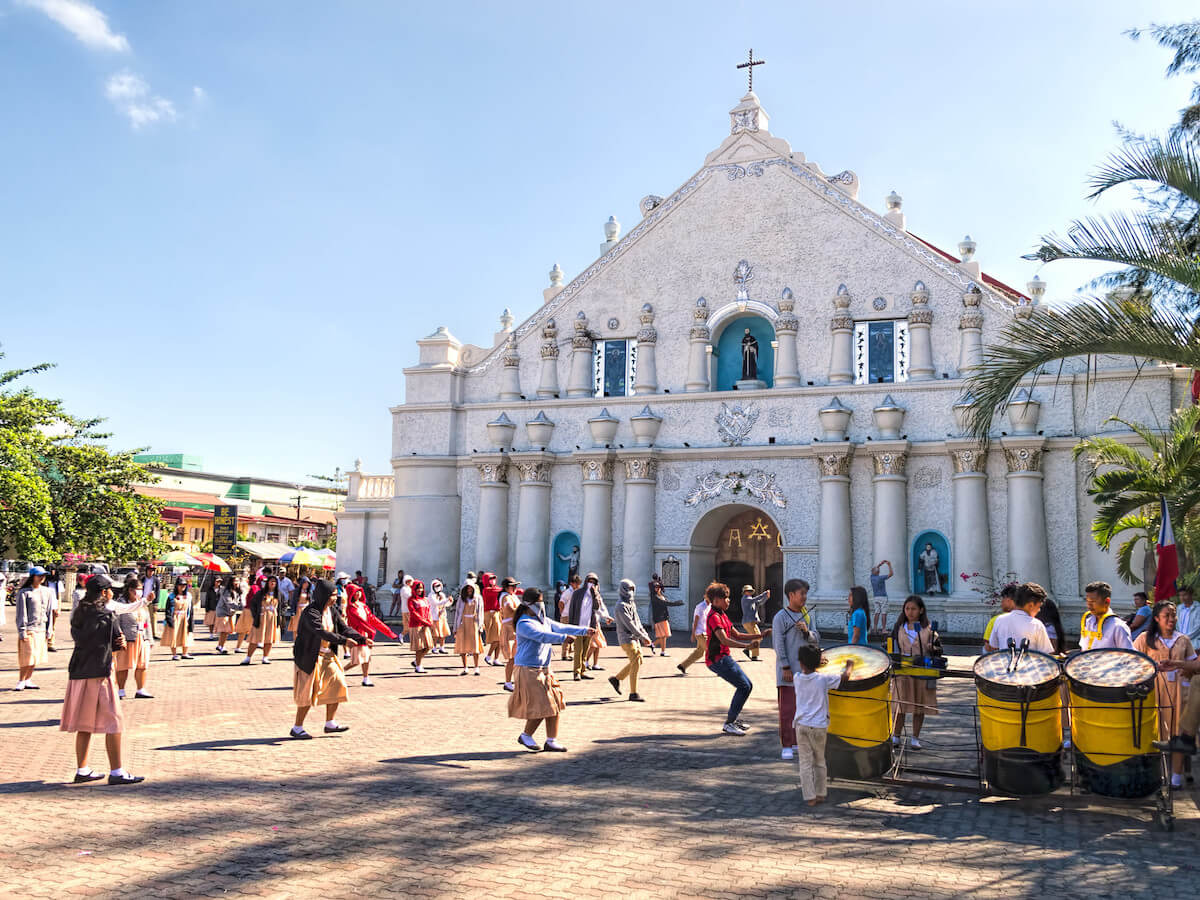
[912,530,950,595]
[713,314,776,391]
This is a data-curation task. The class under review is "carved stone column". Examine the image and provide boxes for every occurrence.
[474,456,510,577]
[620,454,658,588]
[871,445,910,595]
[537,318,560,399]
[908,281,934,380]
[815,448,854,596]
[633,303,658,395]
[773,288,801,388]
[577,453,615,589]
[566,311,594,398]
[512,454,553,588]
[947,441,993,597]
[958,284,984,374]
[1003,440,1051,588]
[499,337,522,401]
[686,297,711,393]
[829,287,853,384]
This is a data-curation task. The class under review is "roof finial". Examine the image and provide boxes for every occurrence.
[736,48,765,93]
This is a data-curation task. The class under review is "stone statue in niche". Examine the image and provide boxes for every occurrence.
[556,544,580,581]
[741,329,759,380]
[918,543,943,593]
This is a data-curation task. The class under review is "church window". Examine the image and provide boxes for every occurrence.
[853,320,909,385]
[593,339,637,397]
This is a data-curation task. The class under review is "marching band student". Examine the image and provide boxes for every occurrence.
[112,577,152,699]
[288,577,312,639]
[290,579,363,739]
[889,595,941,751]
[509,587,594,752]
[454,583,485,675]
[160,577,195,661]
[407,580,436,673]
[1134,601,1197,789]
[243,575,282,665]
[61,575,144,785]
[430,580,453,654]
[345,582,397,686]
[215,577,247,655]
[1080,581,1134,650]
[15,566,55,690]
[500,579,522,692]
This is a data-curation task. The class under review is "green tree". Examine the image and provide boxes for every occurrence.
[1129,20,1200,140]
[0,353,165,562]
[1073,405,1200,585]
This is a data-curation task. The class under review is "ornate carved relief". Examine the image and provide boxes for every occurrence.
[580,459,614,482]
[637,303,657,344]
[476,462,509,484]
[951,448,988,474]
[907,309,934,326]
[716,402,759,447]
[1005,447,1043,473]
[502,337,520,368]
[685,470,786,508]
[871,451,908,477]
[661,470,680,492]
[959,312,984,331]
[815,452,852,478]
[517,461,551,483]
[623,457,658,481]
[912,466,942,488]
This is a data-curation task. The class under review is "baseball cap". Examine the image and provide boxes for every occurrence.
[28,565,48,576]
[89,573,115,589]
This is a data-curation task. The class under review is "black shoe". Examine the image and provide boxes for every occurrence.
[134,691,154,699]
[676,664,687,676]
[743,648,752,659]
[324,724,350,734]
[73,771,105,784]
[592,666,605,671]
[48,646,57,653]
[628,693,645,702]
[608,676,621,695]
[573,674,581,681]
[580,674,594,680]
[1154,735,1197,754]
[107,773,145,786]
[289,729,313,740]
[542,741,568,752]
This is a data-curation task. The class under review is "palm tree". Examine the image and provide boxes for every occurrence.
[1073,404,1200,585]
[966,133,1200,439]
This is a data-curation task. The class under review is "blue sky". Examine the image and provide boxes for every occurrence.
[1,0,1195,484]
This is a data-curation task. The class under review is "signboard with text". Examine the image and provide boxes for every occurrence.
[212,505,238,558]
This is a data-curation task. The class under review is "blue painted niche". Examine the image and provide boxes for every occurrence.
[715,315,775,391]
[552,531,581,586]
[911,530,951,595]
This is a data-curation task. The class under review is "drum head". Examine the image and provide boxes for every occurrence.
[1064,648,1156,689]
[819,644,890,682]
[973,649,1061,688]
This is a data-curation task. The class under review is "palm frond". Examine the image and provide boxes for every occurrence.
[1087,132,1200,205]
[1115,533,1150,586]
[966,298,1200,439]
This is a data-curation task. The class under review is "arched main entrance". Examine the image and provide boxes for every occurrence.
[688,504,785,623]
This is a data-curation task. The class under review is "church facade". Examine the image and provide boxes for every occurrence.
[338,89,1184,636]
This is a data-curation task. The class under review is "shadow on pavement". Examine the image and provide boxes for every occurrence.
[154,737,290,751]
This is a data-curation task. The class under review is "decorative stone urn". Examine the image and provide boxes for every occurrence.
[486,412,516,451]
[818,397,852,441]
[1006,388,1041,435]
[588,408,619,447]
[872,394,905,440]
[526,411,555,448]
[630,405,663,447]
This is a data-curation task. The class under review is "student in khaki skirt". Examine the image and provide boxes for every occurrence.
[15,566,56,691]
[160,578,195,660]
[243,575,282,665]
[290,579,364,739]
[509,587,595,752]
[112,577,152,700]
[429,580,453,655]
[406,580,435,673]
[215,576,246,655]
[345,582,397,687]
[61,575,144,785]
[454,583,485,675]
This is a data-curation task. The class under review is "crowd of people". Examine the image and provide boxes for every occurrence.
[4,556,1198,800]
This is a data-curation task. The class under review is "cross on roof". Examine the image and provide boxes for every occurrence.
[736,48,765,93]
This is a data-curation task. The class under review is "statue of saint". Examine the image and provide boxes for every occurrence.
[556,544,580,581]
[741,328,759,380]
[918,543,941,594]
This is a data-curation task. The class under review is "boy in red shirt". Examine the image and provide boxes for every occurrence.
[704,582,769,735]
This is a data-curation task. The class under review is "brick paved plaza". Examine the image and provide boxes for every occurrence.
[2,620,1197,899]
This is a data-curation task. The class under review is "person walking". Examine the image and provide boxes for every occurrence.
[407,580,436,673]
[141,566,161,640]
[15,566,55,690]
[45,567,64,652]
[113,577,152,700]
[201,574,220,637]
[290,579,363,739]
[345,583,397,687]
[739,585,771,661]
[792,646,854,806]
[608,579,654,702]
[480,573,503,665]
[704,582,770,735]
[509,588,595,752]
[500,579,522,691]
[649,576,683,658]
[567,573,606,681]
[389,569,406,617]
[215,576,246,655]
[557,576,579,660]
[454,583,485,675]
[61,575,145,785]
[430,579,454,654]
[287,577,311,641]
[243,575,283,664]
[773,578,820,760]
[677,593,710,676]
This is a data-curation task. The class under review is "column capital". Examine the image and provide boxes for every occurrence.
[814,447,854,478]
[620,453,659,482]
[1000,437,1046,474]
[576,451,615,483]
[946,439,988,474]
[870,441,909,477]
[474,454,509,484]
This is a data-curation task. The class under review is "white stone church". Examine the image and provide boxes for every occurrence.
[339,86,1183,636]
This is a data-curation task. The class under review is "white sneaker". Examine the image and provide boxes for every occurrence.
[23,682,39,690]
[460,668,469,676]
[909,738,921,750]
[472,668,481,676]
[734,719,752,733]
[361,677,374,687]
[503,682,514,692]
[414,666,425,673]
[14,681,25,692]
[722,722,747,735]
[484,656,493,666]
[781,747,795,760]
[171,655,179,661]
[118,689,126,699]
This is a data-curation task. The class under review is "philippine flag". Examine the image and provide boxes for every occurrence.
[1154,495,1179,601]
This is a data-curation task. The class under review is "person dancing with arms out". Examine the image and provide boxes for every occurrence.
[345,581,398,687]
[290,579,363,740]
[608,578,654,701]
[705,582,770,736]
[62,575,145,785]
[509,587,595,752]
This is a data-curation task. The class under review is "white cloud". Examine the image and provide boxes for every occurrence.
[17,0,129,52]
[105,70,176,129]
[192,85,206,102]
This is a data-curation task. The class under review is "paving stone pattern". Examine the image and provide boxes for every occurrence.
[1,618,1197,899]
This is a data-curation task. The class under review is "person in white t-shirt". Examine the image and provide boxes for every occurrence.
[1080,581,1134,651]
[792,646,854,806]
[989,582,1054,656]
[676,597,710,675]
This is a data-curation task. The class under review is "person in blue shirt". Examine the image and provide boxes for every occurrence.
[869,560,893,636]
[847,586,870,645]
[508,587,594,753]
[1129,591,1153,640]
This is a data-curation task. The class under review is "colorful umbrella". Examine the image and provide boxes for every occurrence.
[159,550,202,566]
[283,548,326,567]
[194,552,232,573]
